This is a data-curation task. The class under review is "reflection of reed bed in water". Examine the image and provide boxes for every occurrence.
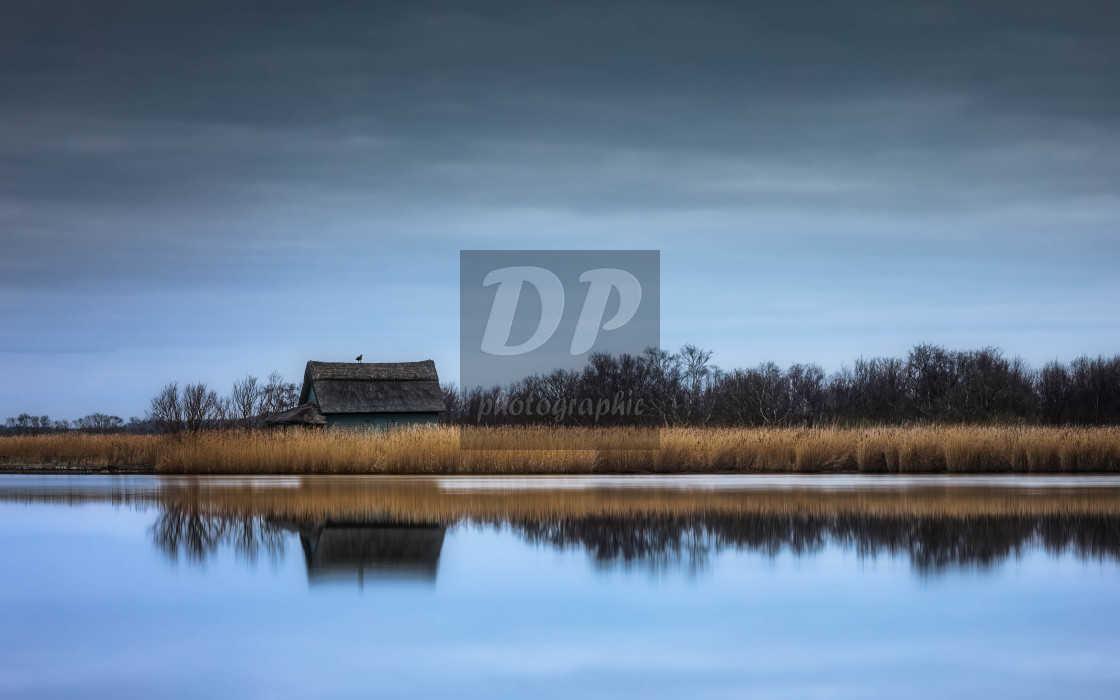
[6,479,1120,520]
[4,478,1119,570]
[145,480,1120,524]
[2,426,1120,473]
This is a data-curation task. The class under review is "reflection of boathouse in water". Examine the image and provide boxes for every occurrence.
[281,520,447,587]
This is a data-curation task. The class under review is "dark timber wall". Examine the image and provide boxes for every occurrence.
[325,413,439,430]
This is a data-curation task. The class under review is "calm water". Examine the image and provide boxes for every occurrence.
[2,474,1120,699]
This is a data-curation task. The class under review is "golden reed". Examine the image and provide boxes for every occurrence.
[1,425,1119,474]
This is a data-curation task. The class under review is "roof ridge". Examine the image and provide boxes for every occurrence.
[301,359,440,387]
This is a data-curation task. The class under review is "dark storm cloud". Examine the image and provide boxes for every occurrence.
[2,1,1119,415]
[5,1,1119,207]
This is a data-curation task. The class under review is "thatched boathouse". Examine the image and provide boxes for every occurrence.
[265,360,443,430]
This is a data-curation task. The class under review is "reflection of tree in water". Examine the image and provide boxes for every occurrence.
[149,508,444,581]
[147,502,1120,574]
[150,505,288,564]
[500,515,718,574]
[507,513,1120,573]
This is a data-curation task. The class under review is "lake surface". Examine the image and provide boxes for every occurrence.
[2,474,1120,699]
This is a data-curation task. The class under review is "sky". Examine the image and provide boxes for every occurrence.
[2,0,1119,419]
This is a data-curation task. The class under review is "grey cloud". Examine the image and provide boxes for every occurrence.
[2,1,1119,415]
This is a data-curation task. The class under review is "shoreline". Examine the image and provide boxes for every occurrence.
[7,466,1120,477]
[0,465,157,475]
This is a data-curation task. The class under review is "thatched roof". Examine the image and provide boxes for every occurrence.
[299,360,444,414]
[305,360,438,382]
[263,402,326,427]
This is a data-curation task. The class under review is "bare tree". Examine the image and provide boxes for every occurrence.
[74,413,124,433]
[714,364,792,426]
[680,344,718,424]
[229,375,261,429]
[147,382,185,434]
[213,395,234,429]
[182,382,220,433]
[1,414,56,434]
[640,346,684,426]
[440,382,463,423]
[125,416,153,433]
[257,371,299,416]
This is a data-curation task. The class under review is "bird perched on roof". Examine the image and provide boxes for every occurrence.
[355,354,363,363]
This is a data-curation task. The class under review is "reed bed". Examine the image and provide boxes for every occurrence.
[1,426,1119,474]
[0,433,163,469]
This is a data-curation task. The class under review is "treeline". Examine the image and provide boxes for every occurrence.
[1,371,299,436]
[2,412,148,435]
[6,346,1118,435]
[442,344,1120,427]
[145,372,298,433]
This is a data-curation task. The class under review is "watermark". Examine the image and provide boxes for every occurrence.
[460,250,660,449]
[474,391,646,423]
